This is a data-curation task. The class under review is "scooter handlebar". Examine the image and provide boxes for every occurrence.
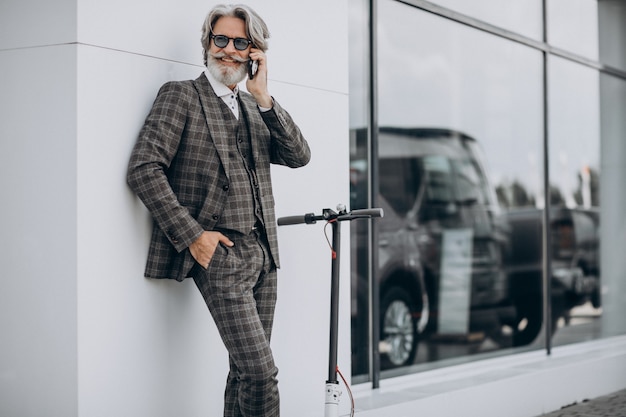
[277,207,383,226]
[277,214,312,226]
[347,208,384,218]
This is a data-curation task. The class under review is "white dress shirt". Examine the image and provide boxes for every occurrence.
[204,69,272,120]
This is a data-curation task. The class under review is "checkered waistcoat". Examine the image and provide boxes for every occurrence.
[127,73,311,281]
[213,98,262,234]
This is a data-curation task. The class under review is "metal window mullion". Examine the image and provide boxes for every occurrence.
[542,0,553,356]
[368,0,382,390]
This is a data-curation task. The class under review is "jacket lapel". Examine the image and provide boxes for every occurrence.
[192,74,231,176]
[239,92,264,163]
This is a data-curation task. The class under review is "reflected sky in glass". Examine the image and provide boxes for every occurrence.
[548,56,600,207]
[434,0,543,40]
[377,0,543,200]
[548,0,599,60]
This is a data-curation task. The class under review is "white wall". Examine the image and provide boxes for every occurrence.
[1,1,351,416]
[1,1,79,415]
[599,0,626,338]
[0,44,78,417]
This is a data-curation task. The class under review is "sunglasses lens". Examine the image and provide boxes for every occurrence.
[234,38,250,50]
[213,35,229,48]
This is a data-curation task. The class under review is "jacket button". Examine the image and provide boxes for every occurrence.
[222,184,229,191]
[212,214,219,220]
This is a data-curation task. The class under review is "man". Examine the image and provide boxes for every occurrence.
[127,4,311,416]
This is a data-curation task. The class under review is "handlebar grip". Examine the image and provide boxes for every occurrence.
[277,214,310,226]
[350,208,384,218]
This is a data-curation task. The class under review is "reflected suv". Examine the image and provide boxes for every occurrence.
[351,127,513,370]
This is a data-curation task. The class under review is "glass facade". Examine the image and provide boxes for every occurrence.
[548,0,599,60]
[433,0,543,40]
[350,0,626,382]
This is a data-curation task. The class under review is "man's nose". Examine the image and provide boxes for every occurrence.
[223,39,238,53]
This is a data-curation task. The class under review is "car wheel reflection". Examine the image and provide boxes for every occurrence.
[512,294,543,346]
[380,287,418,368]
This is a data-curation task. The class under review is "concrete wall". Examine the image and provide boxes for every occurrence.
[0,1,351,416]
[0,44,79,417]
[599,0,626,338]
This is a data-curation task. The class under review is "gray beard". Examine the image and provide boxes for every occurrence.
[207,56,247,86]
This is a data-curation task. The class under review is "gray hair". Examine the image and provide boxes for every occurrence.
[201,4,270,66]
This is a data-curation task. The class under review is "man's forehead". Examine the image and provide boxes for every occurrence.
[213,16,246,34]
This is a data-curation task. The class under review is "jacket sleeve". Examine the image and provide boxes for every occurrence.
[260,99,311,168]
[126,81,204,252]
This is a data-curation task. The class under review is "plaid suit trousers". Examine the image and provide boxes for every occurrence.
[192,227,279,417]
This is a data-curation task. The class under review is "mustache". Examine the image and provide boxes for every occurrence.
[210,52,247,63]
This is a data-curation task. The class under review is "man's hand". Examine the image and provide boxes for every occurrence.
[189,231,234,269]
[246,48,273,108]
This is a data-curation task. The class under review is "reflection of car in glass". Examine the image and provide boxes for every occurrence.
[503,206,601,346]
[551,207,601,316]
[350,127,513,370]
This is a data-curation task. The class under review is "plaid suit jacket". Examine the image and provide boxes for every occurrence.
[127,73,311,281]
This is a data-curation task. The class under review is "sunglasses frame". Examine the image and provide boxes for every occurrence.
[210,33,253,51]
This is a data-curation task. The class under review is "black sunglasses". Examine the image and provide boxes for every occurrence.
[210,34,253,51]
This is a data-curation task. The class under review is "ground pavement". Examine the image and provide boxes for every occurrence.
[535,389,626,417]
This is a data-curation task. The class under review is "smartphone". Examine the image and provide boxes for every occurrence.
[248,59,258,80]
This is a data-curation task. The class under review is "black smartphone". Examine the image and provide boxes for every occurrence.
[248,59,258,80]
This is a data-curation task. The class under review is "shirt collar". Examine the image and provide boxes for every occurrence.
[204,69,239,98]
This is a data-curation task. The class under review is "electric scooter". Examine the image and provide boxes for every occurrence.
[278,204,383,417]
